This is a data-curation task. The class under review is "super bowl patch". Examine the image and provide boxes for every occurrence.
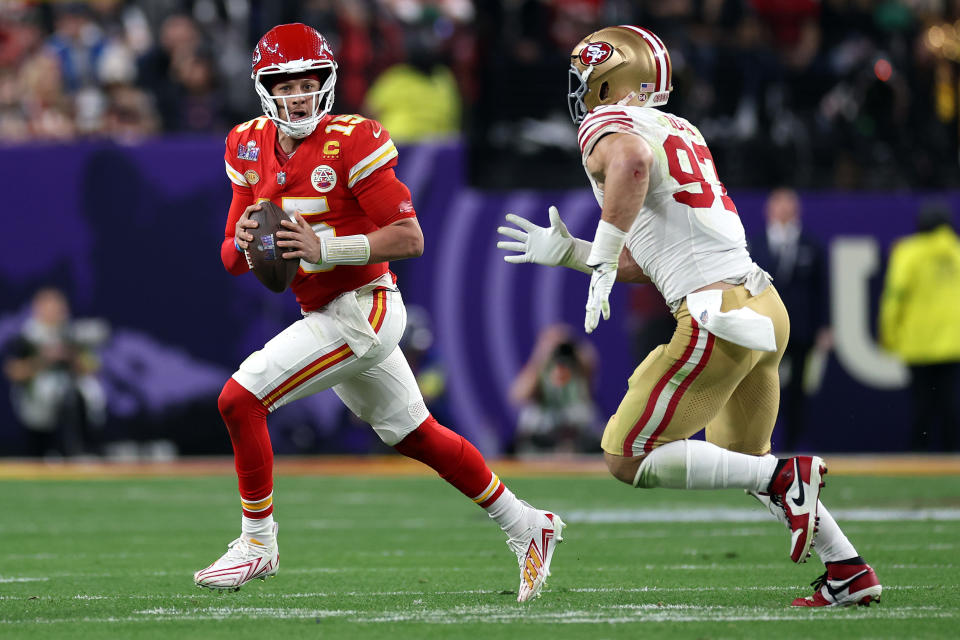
[258,234,277,260]
[238,140,260,161]
[311,165,337,193]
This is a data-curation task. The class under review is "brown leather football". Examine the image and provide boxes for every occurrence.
[245,201,300,293]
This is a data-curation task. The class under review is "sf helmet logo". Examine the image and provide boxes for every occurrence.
[580,42,614,66]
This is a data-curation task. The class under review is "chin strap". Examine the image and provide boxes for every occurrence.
[277,120,318,139]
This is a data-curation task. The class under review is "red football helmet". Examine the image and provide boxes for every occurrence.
[251,23,337,138]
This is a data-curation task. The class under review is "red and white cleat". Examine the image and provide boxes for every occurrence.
[792,562,882,607]
[194,523,279,591]
[768,456,826,563]
[508,507,565,603]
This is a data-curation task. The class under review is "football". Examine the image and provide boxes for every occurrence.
[245,201,300,293]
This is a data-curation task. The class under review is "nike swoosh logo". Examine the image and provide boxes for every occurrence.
[825,570,868,597]
[791,458,805,507]
[372,125,383,139]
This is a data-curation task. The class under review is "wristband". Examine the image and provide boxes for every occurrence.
[319,234,371,265]
[586,219,627,268]
[234,237,243,252]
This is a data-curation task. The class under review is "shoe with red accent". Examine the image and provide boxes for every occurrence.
[768,456,826,563]
[792,562,882,607]
[194,523,279,591]
[507,505,565,602]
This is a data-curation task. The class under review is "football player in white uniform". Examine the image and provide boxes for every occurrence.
[498,25,881,607]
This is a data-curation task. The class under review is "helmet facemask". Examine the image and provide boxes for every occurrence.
[254,65,336,139]
[567,65,594,124]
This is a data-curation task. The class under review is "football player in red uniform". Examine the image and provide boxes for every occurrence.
[194,23,564,602]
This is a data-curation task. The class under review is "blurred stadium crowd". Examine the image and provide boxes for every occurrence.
[2,0,960,188]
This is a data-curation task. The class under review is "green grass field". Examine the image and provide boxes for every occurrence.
[2,468,959,639]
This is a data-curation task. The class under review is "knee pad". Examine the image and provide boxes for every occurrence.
[368,397,429,446]
[218,378,265,424]
[634,440,690,488]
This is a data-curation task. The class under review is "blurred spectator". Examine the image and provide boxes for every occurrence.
[879,203,960,452]
[2,288,109,458]
[45,3,109,93]
[400,305,450,425]
[137,13,230,132]
[18,49,76,140]
[364,12,462,142]
[749,188,831,451]
[102,83,159,143]
[509,324,599,454]
[0,0,956,189]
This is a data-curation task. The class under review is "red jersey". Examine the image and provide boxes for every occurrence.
[222,113,414,311]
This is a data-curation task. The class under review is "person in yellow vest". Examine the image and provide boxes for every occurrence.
[879,203,960,451]
[364,21,461,144]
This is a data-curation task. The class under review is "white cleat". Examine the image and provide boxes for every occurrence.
[507,506,565,603]
[194,523,279,591]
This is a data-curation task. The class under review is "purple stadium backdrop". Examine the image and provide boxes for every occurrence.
[1,138,957,456]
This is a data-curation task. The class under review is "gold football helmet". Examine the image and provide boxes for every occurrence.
[568,25,673,123]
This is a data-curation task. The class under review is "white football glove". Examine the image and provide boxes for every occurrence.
[583,220,627,334]
[497,206,591,273]
[584,263,617,333]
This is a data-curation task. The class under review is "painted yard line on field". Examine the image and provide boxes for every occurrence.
[0,584,943,603]
[2,563,951,584]
[0,584,938,603]
[33,529,949,561]
[0,577,48,583]
[3,453,959,479]
[4,511,959,537]
[565,507,960,523]
[2,605,955,625]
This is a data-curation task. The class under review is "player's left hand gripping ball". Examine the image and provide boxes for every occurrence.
[585,263,617,333]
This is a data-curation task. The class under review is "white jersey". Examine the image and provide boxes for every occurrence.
[578,104,757,309]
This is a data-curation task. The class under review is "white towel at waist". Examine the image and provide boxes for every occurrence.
[685,289,777,352]
[327,285,385,359]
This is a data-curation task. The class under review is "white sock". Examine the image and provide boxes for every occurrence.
[746,487,859,564]
[634,440,778,492]
[242,514,275,542]
[482,479,527,539]
[813,503,858,563]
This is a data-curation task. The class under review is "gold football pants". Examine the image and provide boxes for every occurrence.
[601,284,790,457]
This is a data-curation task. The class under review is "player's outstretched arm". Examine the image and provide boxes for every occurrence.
[583,133,654,333]
[497,206,651,283]
[497,206,592,272]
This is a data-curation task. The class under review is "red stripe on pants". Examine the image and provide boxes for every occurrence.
[622,321,701,455]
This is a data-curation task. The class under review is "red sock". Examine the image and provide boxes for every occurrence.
[394,416,506,507]
[218,378,274,518]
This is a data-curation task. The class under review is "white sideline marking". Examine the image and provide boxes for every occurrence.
[1,563,951,584]
[0,577,48,583]
[0,584,935,602]
[564,507,960,524]
[2,605,955,625]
